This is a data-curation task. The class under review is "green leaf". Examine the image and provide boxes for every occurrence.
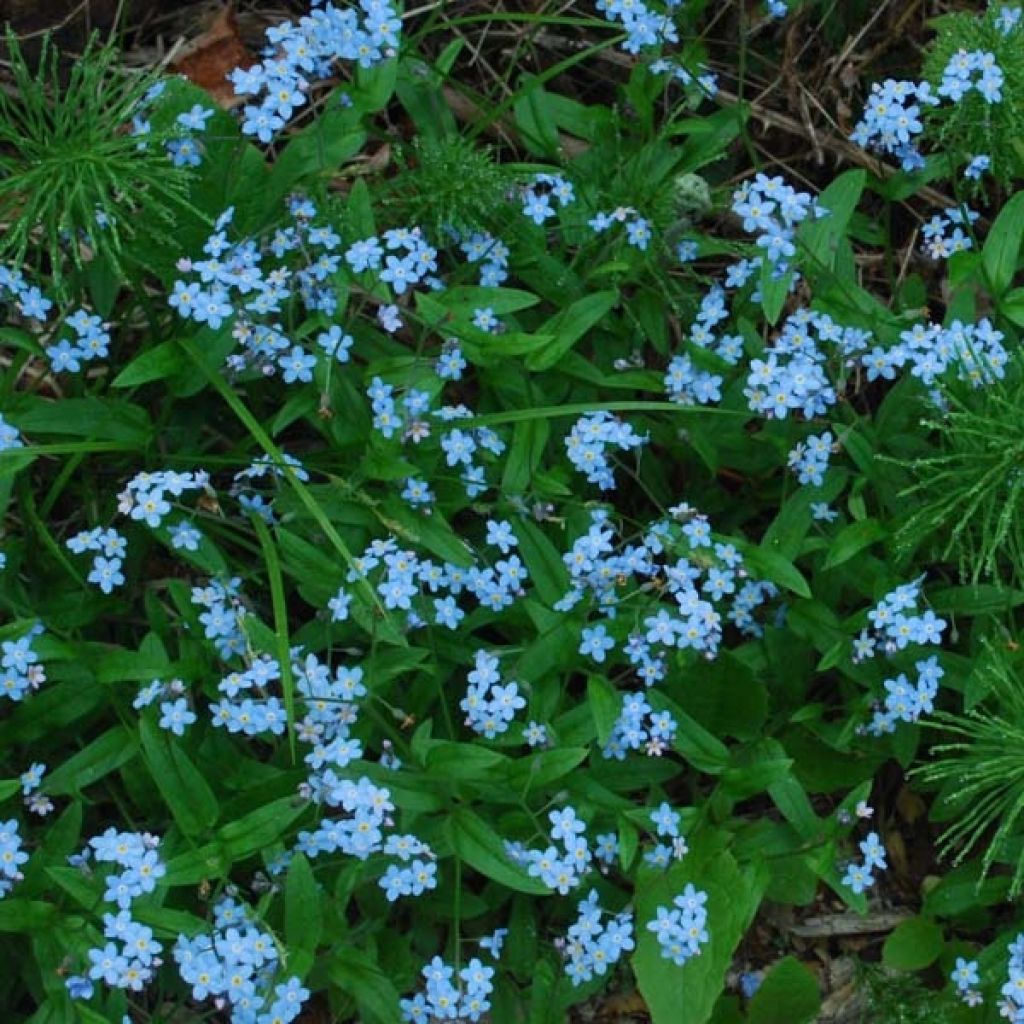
[747,956,821,1024]
[759,262,792,326]
[111,340,186,388]
[881,916,943,971]
[739,543,811,599]
[984,190,1024,296]
[588,676,620,748]
[0,780,21,803]
[822,518,886,570]
[503,747,589,791]
[252,516,296,759]
[139,718,218,838]
[633,835,767,1024]
[216,797,307,861]
[448,808,549,894]
[10,397,151,446]
[999,285,1024,326]
[285,853,322,976]
[720,739,793,801]
[525,290,618,371]
[424,742,510,780]
[647,692,730,774]
[45,727,138,796]
[328,946,403,1024]
[267,107,366,203]
[514,519,569,605]
[800,169,866,270]
[0,900,58,931]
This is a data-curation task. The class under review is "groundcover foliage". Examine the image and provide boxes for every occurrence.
[4,1,1024,1021]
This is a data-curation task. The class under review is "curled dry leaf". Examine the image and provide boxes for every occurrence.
[171,5,256,108]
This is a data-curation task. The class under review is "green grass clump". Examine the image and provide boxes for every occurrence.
[0,29,192,290]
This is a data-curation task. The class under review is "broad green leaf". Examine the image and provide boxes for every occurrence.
[139,718,218,838]
[285,853,322,976]
[503,746,589,791]
[587,676,620,748]
[747,956,821,1024]
[216,797,307,861]
[329,946,403,1024]
[800,169,866,270]
[881,916,943,971]
[822,518,886,570]
[424,741,510,780]
[0,900,58,931]
[45,727,138,796]
[514,519,569,605]
[739,543,811,599]
[9,397,151,446]
[633,835,767,1024]
[526,289,618,371]
[111,340,186,388]
[984,190,1024,295]
[448,808,549,894]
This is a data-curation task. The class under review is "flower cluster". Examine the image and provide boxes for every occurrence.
[520,172,575,225]
[19,761,52,817]
[866,656,944,736]
[849,79,937,171]
[400,954,495,1023]
[173,898,309,1022]
[560,889,635,984]
[840,830,887,894]
[564,411,648,490]
[744,310,867,420]
[648,56,718,97]
[191,577,247,661]
[595,0,681,54]
[0,264,54,321]
[0,626,46,703]
[647,883,710,965]
[295,772,436,884]
[1000,935,1024,1020]
[920,205,978,260]
[645,801,689,865]
[119,468,209,531]
[951,956,982,1008]
[731,172,826,278]
[0,819,27,898]
[588,206,653,250]
[231,1,400,142]
[604,691,678,760]
[787,432,834,486]
[166,100,215,168]
[853,578,947,661]
[461,650,526,739]
[210,662,287,740]
[0,413,24,452]
[67,527,127,594]
[453,229,510,287]
[510,807,591,895]
[938,49,1004,104]
[67,830,167,996]
[870,316,1006,397]
[46,308,111,372]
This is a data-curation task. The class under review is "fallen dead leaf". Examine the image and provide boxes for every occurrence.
[172,5,256,108]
